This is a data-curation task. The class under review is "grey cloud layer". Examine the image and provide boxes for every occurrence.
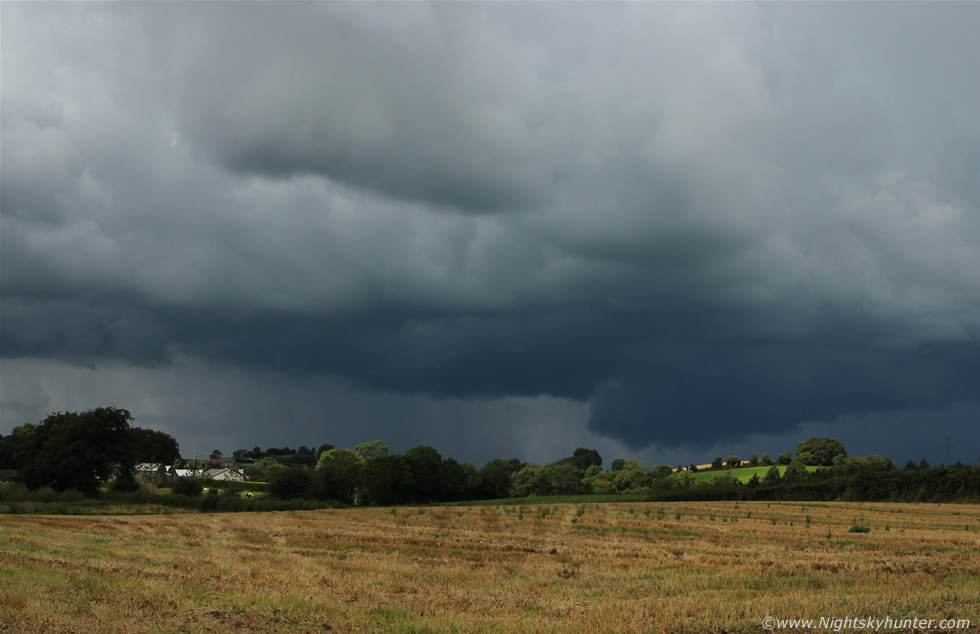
[2,3,978,450]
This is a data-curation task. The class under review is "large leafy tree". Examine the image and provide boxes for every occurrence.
[18,408,139,496]
[360,453,414,506]
[795,437,847,467]
[267,465,314,500]
[314,448,362,505]
[131,428,181,464]
[783,459,810,481]
[510,464,549,497]
[762,465,782,486]
[354,440,389,460]
[405,445,443,503]
[543,463,588,495]
[0,423,36,470]
[611,459,647,491]
[564,448,602,472]
[477,458,523,499]
[440,458,481,502]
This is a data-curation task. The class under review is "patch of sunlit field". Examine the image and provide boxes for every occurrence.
[1,501,978,633]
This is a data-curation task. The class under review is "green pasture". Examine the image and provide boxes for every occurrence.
[679,465,823,484]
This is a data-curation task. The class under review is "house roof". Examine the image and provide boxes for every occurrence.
[169,467,245,479]
[135,463,168,472]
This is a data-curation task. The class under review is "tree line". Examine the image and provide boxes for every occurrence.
[1,408,976,504]
[264,445,606,505]
[650,454,980,503]
[0,408,179,496]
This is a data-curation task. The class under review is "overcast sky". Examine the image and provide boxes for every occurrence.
[2,2,978,468]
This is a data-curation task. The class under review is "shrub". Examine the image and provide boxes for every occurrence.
[201,491,220,511]
[848,525,871,533]
[34,487,59,503]
[57,489,86,503]
[172,477,204,497]
[109,471,140,493]
[0,483,30,502]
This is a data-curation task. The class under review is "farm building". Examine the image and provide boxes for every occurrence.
[202,468,245,481]
[133,463,173,486]
[167,467,245,481]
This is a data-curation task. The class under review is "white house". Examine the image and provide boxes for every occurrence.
[166,466,246,481]
[202,468,245,481]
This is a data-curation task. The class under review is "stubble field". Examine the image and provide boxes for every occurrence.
[1,500,977,633]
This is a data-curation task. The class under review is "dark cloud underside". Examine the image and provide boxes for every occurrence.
[2,2,979,455]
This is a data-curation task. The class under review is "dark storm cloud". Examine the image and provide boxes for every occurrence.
[2,2,979,456]
[149,2,566,214]
[588,340,980,449]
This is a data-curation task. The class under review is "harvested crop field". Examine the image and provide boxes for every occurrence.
[1,500,978,633]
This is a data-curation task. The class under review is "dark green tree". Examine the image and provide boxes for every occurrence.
[405,445,443,502]
[783,459,809,481]
[314,448,362,505]
[711,457,724,470]
[844,455,896,472]
[360,454,414,506]
[0,423,36,470]
[439,458,481,502]
[569,448,602,471]
[761,465,782,486]
[543,463,588,495]
[172,477,204,497]
[477,458,523,499]
[510,464,550,497]
[776,452,794,465]
[355,441,389,460]
[612,459,647,491]
[131,428,180,465]
[267,466,314,500]
[761,453,774,466]
[242,456,281,481]
[286,451,318,467]
[795,438,847,467]
[18,408,138,496]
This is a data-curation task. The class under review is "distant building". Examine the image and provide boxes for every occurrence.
[134,463,173,486]
[202,468,245,481]
[167,466,245,481]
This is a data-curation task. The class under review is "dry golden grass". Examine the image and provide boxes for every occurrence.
[1,501,978,633]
